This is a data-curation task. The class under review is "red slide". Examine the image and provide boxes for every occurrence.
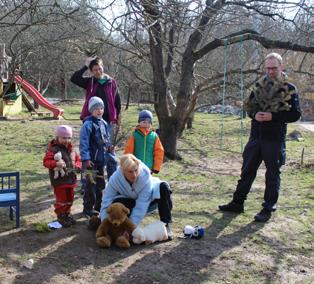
[15,75,64,118]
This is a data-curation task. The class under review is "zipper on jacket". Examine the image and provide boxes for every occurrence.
[143,135,147,162]
[94,149,98,162]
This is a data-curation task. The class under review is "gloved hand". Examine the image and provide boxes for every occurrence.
[85,56,96,68]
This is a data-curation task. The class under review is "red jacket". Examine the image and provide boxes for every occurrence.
[43,139,81,188]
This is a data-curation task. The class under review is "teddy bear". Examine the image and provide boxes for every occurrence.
[132,221,168,245]
[96,203,136,248]
[53,151,65,179]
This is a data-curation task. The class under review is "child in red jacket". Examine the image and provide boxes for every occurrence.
[43,125,81,227]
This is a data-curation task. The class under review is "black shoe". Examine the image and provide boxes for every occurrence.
[218,201,244,213]
[166,224,173,240]
[254,208,272,222]
[83,209,99,217]
[88,215,101,230]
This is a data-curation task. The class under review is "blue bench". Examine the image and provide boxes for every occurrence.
[0,172,20,228]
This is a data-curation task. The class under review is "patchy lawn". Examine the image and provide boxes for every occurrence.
[0,104,313,283]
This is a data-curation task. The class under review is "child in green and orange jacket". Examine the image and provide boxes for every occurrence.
[124,110,164,174]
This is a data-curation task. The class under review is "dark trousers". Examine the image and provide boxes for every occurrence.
[233,138,285,211]
[83,165,106,212]
[80,156,116,190]
[106,156,117,180]
[113,182,173,224]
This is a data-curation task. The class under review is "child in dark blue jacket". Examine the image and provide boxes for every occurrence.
[80,97,117,217]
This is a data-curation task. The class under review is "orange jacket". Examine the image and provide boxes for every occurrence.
[124,126,164,172]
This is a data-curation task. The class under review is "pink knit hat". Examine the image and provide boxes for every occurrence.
[55,125,73,138]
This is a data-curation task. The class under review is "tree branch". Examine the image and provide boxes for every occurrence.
[194,29,314,60]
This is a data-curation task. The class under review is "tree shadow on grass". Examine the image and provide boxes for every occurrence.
[0,219,137,283]
[0,211,265,283]
[114,212,266,284]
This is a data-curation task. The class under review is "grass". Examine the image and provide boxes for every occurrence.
[0,103,313,283]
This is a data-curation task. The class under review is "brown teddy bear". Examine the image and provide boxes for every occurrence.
[95,203,136,248]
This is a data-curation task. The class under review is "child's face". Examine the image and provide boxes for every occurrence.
[139,119,151,129]
[57,136,72,146]
[92,107,104,119]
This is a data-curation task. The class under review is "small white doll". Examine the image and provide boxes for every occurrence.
[53,151,66,179]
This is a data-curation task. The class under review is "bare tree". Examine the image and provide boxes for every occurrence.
[1,1,312,159]
[110,0,313,159]
[0,0,100,97]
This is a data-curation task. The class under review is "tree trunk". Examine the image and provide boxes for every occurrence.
[158,116,181,160]
[186,112,194,129]
[60,76,67,100]
[125,86,131,110]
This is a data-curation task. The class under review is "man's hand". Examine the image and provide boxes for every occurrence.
[261,112,272,121]
[56,159,66,168]
[255,112,272,122]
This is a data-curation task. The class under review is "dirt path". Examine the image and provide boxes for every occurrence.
[295,122,314,132]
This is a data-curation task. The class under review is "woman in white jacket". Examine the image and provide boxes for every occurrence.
[99,154,173,239]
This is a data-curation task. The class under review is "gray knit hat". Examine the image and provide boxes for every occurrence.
[88,96,104,113]
[138,110,153,123]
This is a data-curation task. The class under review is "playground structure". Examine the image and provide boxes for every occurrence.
[0,43,63,119]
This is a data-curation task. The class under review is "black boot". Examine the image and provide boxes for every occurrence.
[83,208,99,217]
[67,214,76,225]
[254,208,272,222]
[218,201,244,213]
[57,213,72,228]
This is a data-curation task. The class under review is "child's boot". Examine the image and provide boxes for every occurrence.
[67,213,76,225]
[57,213,72,228]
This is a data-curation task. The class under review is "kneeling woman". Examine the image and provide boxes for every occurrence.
[99,153,173,239]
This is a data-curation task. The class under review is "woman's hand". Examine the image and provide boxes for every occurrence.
[85,56,96,68]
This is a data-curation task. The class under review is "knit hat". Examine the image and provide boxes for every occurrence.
[55,125,73,138]
[138,110,153,124]
[88,96,104,114]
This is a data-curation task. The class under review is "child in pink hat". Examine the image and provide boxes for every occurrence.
[43,125,81,227]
